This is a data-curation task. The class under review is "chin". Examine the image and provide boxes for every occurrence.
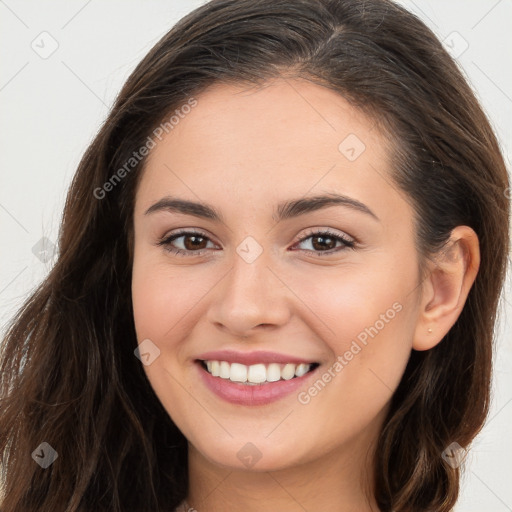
[189,432,310,472]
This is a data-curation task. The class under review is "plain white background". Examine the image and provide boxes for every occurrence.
[0,1,511,510]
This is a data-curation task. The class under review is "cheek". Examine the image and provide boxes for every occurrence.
[131,258,221,356]
[130,260,207,424]
[279,276,415,457]
[293,257,417,395]
[298,258,414,342]
[131,265,170,341]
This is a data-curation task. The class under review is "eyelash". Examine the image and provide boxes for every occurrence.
[156,228,356,257]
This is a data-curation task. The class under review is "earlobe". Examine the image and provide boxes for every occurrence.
[412,226,480,351]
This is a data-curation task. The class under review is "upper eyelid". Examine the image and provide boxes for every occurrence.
[160,226,353,240]
[161,228,217,244]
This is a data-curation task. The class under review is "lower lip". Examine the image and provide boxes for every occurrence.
[196,362,319,406]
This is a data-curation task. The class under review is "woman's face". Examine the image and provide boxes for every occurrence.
[131,78,422,472]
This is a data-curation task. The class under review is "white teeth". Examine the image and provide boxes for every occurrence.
[230,363,247,382]
[220,361,230,379]
[202,360,314,384]
[266,363,281,382]
[247,363,266,383]
[281,363,296,380]
[210,360,220,377]
[295,363,309,377]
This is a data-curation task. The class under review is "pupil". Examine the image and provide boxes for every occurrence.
[313,235,334,251]
[185,235,205,250]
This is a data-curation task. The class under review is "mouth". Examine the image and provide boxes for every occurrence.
[197,359,320,385]
[193,349,322,405]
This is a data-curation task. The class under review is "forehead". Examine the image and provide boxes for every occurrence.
[135,78,408,227]
[154,78,389,167]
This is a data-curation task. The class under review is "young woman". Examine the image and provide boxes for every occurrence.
[1,0,509,511]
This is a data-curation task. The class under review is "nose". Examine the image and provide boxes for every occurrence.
[206,247,292,339]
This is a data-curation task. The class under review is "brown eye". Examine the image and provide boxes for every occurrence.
[181,234,208,250]
[157,230,217,256]
[310,234,337,251]
[293,229,355,256]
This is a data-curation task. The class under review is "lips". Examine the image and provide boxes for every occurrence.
[194,350,320,406]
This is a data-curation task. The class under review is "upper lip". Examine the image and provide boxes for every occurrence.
[195,350,318,366]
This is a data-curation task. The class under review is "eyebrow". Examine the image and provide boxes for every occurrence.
[144,193,379,223]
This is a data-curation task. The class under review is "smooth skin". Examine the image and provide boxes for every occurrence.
[131,78,480,512]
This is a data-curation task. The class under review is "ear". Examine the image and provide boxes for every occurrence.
[413,226,480,351]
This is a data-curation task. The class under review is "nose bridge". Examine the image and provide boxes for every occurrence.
[208,235,290,334]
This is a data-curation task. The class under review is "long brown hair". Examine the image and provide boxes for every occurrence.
[1,0,509,510]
